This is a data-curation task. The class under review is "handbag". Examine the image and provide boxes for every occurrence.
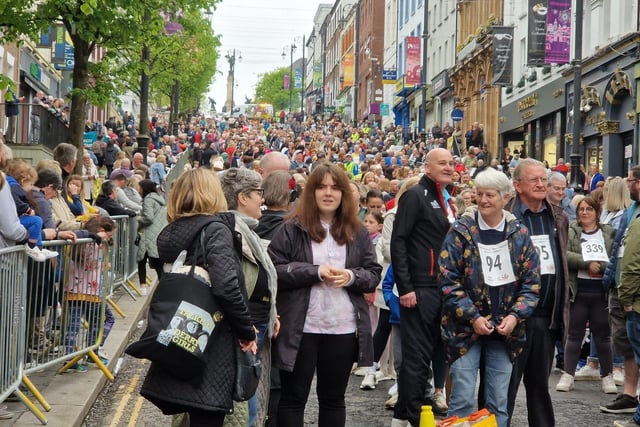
[233,341,262,402]
[126,231,223,380]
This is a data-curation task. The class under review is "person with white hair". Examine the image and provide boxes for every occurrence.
[440,168,540,427]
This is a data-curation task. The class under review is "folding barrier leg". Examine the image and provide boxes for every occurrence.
[126,279,143,297]
[106,297,127,318]
[22,374,52,412]
[118,280,139,300]
[14,386,48,425]
[86,349,115,382]
[146,276,152,286]
[57,355,84,375]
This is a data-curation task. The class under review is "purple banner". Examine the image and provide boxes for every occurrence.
[283,74,290,90]
[545,0,572,64]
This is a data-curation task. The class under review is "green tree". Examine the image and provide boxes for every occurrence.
[0,0,220,170]
[254,67,300,112]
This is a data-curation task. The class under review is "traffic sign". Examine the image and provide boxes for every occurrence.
[451,108,464,122]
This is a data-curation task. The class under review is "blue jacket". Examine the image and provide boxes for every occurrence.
[381,265,400,324]
[439,211,541,363]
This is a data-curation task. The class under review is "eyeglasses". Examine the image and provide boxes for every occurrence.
[578,206,595,213]
[519,177,548,184]
[249,188,264,197]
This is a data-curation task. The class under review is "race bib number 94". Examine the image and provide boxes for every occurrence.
[530,234,556,275]
[477,241,516,287]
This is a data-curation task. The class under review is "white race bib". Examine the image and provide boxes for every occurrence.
[530,234,556,275]
[580,231,608,262]
[477,240,516,287]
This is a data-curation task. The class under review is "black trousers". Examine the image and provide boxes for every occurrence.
[188,409,224,427]
[507,315,556,427]
[277,333,357,427]
[393,287,442,427]
[138,253,164,284]
[373,308,392,362]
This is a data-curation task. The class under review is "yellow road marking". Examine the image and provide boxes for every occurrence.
[108,374,140,427]
[127,395,146,427]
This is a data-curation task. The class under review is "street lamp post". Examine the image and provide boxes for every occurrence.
[569,0,584,192]
[289,43,296,114]
[224,49,241,113]
[301,34,306,118]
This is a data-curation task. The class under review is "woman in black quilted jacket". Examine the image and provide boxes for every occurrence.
[139,168,257,427]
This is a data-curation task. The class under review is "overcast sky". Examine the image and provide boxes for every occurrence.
[208,1,330,109]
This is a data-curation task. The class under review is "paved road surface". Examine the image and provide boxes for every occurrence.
[83,352,627,427]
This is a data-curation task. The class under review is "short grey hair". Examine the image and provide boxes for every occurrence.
[474,167,513,197]
[548,172,567,186]
[52,143,78,168]
[512,158,545,182]
[221,167,262,210]
[262,170,292,208]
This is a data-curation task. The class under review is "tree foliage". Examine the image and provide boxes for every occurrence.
[0,0,221,169]
[254,67,300,112]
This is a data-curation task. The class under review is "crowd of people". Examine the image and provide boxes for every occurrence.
[4,110,640,427]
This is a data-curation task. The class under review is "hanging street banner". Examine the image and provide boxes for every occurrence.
[294,68,302,89]
[545,0,572,64]
[492,26,514,87]
[380,104,390,116]
[283,74,290,90]
[527,0,548,65]
[342,53,355,88]
[313,63,322,89]
[405,36,422,85]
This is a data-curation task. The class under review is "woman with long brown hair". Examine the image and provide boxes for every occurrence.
[268,163,381,427]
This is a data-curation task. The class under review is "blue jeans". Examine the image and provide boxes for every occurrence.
[449,339,513,427]
[248,322,268,427]
[624,311,640,424]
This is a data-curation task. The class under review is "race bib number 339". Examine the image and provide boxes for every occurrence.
[477,240,516,287]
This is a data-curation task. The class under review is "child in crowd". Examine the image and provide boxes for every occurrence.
[5,159,57,261]
[359,210,385,389]
[363,211,383,244]
[63,216,115,372]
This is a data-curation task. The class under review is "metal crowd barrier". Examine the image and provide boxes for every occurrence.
[0,239,115,425]
[0,247,37,420]
[107,216,143,318]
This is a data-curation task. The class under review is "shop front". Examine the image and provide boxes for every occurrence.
[564,37,638,177]
[393,76,416,131]
[498,78,566,167]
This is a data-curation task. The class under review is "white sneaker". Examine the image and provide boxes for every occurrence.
[391,418,409,427]
[376,370,393,382]
[575,364,600,381]
[432,390,449,413]
[614,369,625,386]
[556,372,575,392]
[24,244,46,262]
[41,248,59,259]
[352,366,368,376]
[385,393,398,409]
[360,373,377,390]
[603,374,618,394]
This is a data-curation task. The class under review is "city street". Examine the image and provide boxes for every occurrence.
[82,351,626,427]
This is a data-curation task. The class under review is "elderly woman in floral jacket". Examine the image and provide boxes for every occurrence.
[438,168,540,427]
